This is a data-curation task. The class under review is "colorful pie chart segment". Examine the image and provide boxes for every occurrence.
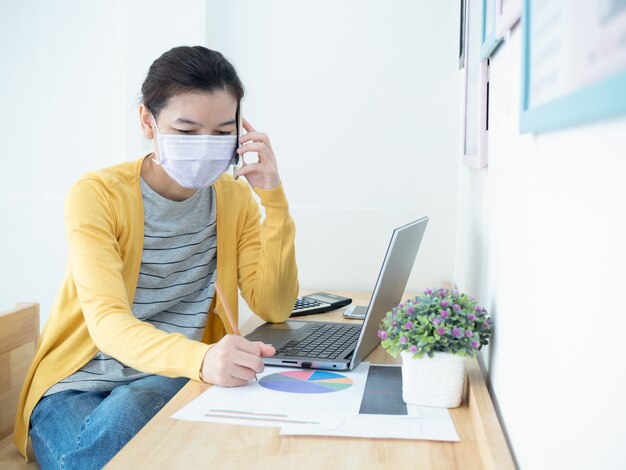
[258,370,353,394]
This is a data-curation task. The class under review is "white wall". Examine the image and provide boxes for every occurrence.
[7,2,622,468]
[1,0,126,329]
[455,26,626,470]
[1,0,460,328]
[0,0,207,327]
[205,0,460,298]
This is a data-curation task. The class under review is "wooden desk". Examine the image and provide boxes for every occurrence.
[106,291,515,470]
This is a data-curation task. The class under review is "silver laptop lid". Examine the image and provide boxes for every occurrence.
[349,216,429,370]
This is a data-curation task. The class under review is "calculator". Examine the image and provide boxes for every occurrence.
[290,292,353,317]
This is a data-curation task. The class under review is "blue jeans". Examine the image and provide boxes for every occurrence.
[29,375,188,470]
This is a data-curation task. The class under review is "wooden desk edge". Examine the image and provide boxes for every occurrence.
[466,358,516,470]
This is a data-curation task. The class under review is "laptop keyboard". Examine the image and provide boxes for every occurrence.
[276,323,361,360]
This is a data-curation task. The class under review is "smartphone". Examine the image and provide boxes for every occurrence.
[290,292,352,317]
[233,101,243,179]
[342,305,368,320]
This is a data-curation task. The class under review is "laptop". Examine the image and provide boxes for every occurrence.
[245,216,429,371]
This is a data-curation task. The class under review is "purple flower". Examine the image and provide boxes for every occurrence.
[465,330,473,338]
[452,327,462,338]
[438,290,446,298]
[453,304,461,311]
[378,330,387,340]
[440,310,449,319]
[410,345,418,354]
[391,320,397,327]
[400,336,407,344]
[441,300,449,308]
[475,306,482,313]
[425,288,433,295]
[436,327,446,335]
[432,317,440,326]
[405,321,413,330]
[407,306,414,315]
[471,340,480,349]
[453,289,459,295]
[468,313,476,321]
[484,320,491,329]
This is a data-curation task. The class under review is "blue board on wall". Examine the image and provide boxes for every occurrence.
[520,0,626,133]
[480,0,502,59]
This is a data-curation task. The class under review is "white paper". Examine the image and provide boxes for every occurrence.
[172,363,370,428]
[280,405,460,442]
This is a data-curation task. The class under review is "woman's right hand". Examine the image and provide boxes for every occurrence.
[200,335,275,386]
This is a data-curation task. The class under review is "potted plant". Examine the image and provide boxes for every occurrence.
[378,287,492,408]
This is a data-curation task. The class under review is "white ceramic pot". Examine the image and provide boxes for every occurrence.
[400,351,467,408]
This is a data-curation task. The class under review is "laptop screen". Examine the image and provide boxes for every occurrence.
[349,216,429,369]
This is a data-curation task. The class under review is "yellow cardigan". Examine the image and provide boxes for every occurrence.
[14,156,299,457]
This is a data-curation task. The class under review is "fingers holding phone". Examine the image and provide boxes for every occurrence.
[235,117,281,190]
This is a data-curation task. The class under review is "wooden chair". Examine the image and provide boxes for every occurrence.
[0,303,40,469]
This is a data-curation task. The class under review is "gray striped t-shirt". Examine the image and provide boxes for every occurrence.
[45,177,217,395]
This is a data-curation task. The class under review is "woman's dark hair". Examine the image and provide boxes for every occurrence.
[141,46,244,118]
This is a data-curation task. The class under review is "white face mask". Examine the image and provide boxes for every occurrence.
[151,117,237,189]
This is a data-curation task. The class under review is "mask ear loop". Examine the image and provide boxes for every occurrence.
[150,115,162,164]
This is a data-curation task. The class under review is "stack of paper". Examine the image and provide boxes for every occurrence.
[171,363,459,441]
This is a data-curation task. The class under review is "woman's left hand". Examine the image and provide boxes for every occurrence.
[235,118,282,190]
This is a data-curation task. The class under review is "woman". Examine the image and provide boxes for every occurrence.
[14,46,299,469]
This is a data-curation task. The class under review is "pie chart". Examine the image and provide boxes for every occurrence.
[258,370,353,394]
